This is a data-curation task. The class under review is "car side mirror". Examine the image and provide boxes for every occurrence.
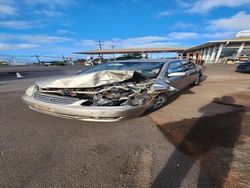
[168,72,186,77]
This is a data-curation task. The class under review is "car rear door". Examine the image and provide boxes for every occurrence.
[166,61,187,90]
[181,61,199,85]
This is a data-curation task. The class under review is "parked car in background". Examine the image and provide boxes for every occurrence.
[22,59,203,122]
[236,61,250,73]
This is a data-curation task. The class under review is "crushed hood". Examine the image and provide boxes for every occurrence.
[36,70,136,88]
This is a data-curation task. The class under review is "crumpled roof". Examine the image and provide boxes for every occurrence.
[36,70,135,88]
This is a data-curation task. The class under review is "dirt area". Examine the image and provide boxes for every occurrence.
[150,64,250,188]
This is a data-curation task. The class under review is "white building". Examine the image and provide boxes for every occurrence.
[185,30,250,64]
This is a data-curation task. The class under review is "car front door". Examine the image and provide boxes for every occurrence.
[166,61,187,90]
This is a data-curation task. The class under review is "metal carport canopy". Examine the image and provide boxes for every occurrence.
[74,47,187,55]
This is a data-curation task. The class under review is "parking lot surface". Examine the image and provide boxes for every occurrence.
[150,64,250,188]
[0,64,249,187]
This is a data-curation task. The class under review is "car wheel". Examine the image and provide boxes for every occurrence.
[152,94,167,110]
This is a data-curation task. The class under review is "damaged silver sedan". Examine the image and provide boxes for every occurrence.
[22,59,203,122]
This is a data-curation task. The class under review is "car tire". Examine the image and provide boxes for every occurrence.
[152,94,168,110]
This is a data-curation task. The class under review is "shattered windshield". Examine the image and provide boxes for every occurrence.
[79,61,165,78]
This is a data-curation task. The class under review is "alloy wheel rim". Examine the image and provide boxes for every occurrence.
[154,95,166,109]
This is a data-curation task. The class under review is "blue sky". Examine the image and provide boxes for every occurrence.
[0,0,250,62]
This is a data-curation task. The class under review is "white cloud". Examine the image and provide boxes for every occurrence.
[57,29,74,35]
[167,31,235,40]
[173,21,194,29]
[0,0,16,4]
[0,43,38,50]
[0,33,15,41]
[202,32,235,39]
[157,10,171,17]
[78,32,239,50]
[207,11,250,31]
[0,4,17,16]
[0,1,74,30]
[25,0,75,8]
[175,0,189,8]
[118,36,168,44]
[79,40,97,47]
[0,33,75,43]
[79,31,235,49]
[188,0,250,13]
[0,20,41,29]
[79,36,182,49]
[167,32,199,40]
[33,9,63,17]
[124,42,180,48]
[20,35,75,43]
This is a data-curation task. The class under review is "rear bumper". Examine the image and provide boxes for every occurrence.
[22,95,151,122]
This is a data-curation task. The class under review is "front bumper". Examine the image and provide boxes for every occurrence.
[22,94,152,122]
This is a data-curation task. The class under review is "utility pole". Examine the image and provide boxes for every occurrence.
[11,56,16,65]
[111,45,116,60]
[62,53,66,62]
[34,54,41,64]
[96,40,103,63]
[97,40,103,49]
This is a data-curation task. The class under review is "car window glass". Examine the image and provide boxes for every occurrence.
[182,61,196,71]
[78,61,165,78]
[167,61,183,75]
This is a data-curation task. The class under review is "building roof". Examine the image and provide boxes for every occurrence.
[186,37,250,52]
[112,58,174,63]
[75,47,187,55]
[209,37,250,43]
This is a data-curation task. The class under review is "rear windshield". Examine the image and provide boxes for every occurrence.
[78,61,165,78]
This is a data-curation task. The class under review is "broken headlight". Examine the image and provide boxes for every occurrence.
[25,85,38,97]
